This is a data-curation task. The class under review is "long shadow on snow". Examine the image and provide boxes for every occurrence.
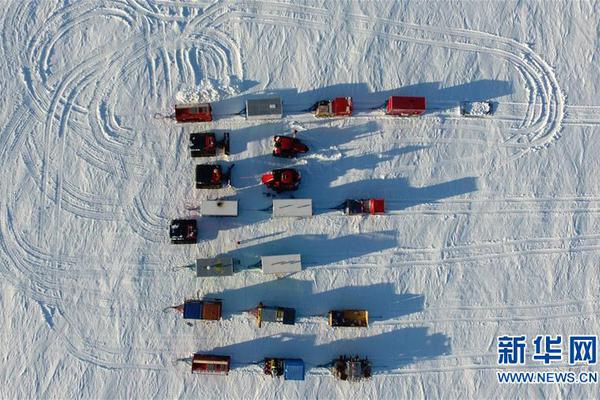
[204,280,424,321]
[309,176,479,211]
[225,230,397,267]
[207,328,451,371]
[210,80,512,116]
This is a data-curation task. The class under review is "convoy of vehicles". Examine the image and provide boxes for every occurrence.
[165,91,489,380]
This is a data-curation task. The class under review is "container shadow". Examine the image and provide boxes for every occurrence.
[225,230,397,266]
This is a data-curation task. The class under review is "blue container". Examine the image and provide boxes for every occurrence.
[183,301,203,319]
[284,359,305,381]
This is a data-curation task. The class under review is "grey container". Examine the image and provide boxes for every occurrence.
[195,257,235,277]
[246,97,283,120]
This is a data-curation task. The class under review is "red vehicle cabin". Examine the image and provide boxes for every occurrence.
[191,354,231,375]
[332,97,353,116]
[386,96,426,116]
[175,103,212,122]
[315,97,353,117]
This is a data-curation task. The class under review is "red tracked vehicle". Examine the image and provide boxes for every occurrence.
[261,168,301,193]
[273,135,308,158]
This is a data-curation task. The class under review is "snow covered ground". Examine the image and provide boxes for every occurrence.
[1,0,600,398]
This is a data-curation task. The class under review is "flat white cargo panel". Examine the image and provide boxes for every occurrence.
[246,97,283,120]
[195,257,235,277]
[201,200,238,216]
[261,254,302,274]
[273,199,312,217]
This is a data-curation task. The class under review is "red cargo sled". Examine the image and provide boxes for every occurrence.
[261,168,301,192]
[386,96,426,116]
[175,103,212,123]
[314,97,353,117]
[191,354,230,375]
[344,199,385,215]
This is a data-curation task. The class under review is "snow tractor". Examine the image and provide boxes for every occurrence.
[191,354,230,375]
[175,103,212,122]
[460,101,494,116]
[166,299,222,321]
[261,168,301,192]
[314,97,353,117]
[272,135,308,158]
[264,358,305,381]
[332,355,372,381]
[190,132,230,157]
[328,310,369,327]
[343,198,385,215]
[386,96,426,116]
[169,219,197,244]
[195,164,234,189]
[249,302,296,327]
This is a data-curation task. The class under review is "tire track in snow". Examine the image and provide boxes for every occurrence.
[308,233,600,270]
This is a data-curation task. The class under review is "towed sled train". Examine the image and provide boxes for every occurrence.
[177,254,301,278]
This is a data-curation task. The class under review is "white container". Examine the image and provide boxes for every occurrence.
[273,199,312,217]
[201,200,238,216]
[261,254,302,275]
[246,97,283,120]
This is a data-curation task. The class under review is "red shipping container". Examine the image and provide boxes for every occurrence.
[175,103,212,122]
[191,354,230,375]
[368,199,385,214]
[331,97,353,116]
[386,96,426,116]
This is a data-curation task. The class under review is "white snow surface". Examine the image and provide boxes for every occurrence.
[1,0,600,398]
[462,101,492,116]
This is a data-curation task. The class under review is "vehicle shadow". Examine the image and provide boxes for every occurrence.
[205,327,451,371]
[203,280,424,321]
